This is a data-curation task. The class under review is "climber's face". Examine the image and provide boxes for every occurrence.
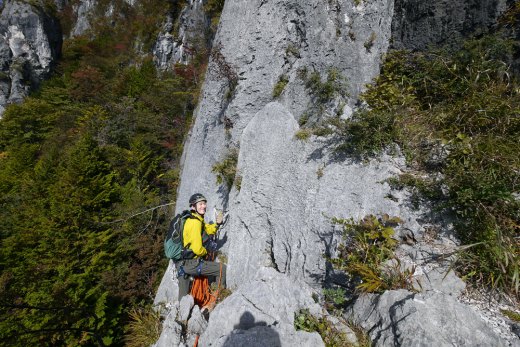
[195,201,207,216]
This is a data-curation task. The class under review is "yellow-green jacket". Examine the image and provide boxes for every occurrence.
[182,211,218,258]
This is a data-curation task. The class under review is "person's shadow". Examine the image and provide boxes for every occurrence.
[222,311,281,347]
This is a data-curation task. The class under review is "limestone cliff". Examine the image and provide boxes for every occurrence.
[0,0,61,115]
[155,0,519,346]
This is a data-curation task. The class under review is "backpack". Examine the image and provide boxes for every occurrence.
[164,210,193,261]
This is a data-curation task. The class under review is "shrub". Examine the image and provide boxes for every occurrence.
[294,310,370,347]
[501,309,520,323]
[295,129,312,141]
[204,0,225,31]
[217,288,233,303]
[125,306,162,347]
[304,68,348,106]
[323,287,347,307]
[319,34,520,297]
[314,109,398,159]
[286,44,300,57]
[273,74,289,98]
[330,215,417,293]
[364,32,376,51]
[212,148,239,190]
[294,309,348,347]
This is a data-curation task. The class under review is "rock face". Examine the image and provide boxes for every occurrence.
[0,0,61,115]
[349,290,506,347]
[199,267,325,347]
[391,0,509,50]
[155,0,516,345]
[71,0,97,37]
[153,0,209,70]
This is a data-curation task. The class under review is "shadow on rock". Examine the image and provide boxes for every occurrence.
[222,311,281,347]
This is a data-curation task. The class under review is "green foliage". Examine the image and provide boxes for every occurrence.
[272,74,289,98]
[320,34,520,297]
[323,287,347,307]
[501,309,520,323]
[304,68,348,106]
[295,129,312,141]
[294,309,366,347]
[217,287,233,303]
[364,32,376,51]
[315,109,398,159]
[330,215,417,293]
[212,148,239,191]
[286,44,300,57]
[349,321,371,347]
[0,1,211,344]
[297,68,349,128]
[204,0,225,31]
[316,165,324,179]
[125,306,162,347]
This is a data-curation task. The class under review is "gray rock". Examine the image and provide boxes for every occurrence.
[224,102,415,289]
[71,0,96,37]
[416,267,466,296]
[153,308,183,347]
[212,325,323,347]
[179,294,195,322]
[153,0,209,70]
[391,0,508,50]
[154,261,179,306]
[0,0,61,115]
[187,306,207,336]
[349,289,507,347]
[199,267,324,346]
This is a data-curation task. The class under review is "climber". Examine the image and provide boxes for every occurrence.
[177,193,227,312]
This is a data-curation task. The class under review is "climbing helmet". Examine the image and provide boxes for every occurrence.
[189,193,207,206]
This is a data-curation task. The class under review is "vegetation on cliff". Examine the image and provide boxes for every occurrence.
[321,34,519,298]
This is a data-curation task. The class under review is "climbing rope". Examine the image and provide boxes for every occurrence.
[189,250,223,308]
[190,251,223,347]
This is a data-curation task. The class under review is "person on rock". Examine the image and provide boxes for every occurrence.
[176,193,226,312]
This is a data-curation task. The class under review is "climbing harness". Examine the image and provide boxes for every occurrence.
[196,259,204,276]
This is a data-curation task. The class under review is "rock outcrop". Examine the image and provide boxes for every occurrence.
[0,0,61,116]
[71,0,97,37]
[391,0,509,50]
[153,0,209,70]
[350,289,507,347]
[154,0,518,345]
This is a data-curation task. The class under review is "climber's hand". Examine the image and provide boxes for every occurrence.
[215,209,224,225]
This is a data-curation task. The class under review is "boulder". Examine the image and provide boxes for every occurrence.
[153,307,183,347]
[349,289,506,347]
[199,267,324,347]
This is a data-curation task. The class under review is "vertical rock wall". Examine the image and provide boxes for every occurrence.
[0,0,61,115]
[391,0,509,50]
[153,0,209,70]
[174,0,397,289]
